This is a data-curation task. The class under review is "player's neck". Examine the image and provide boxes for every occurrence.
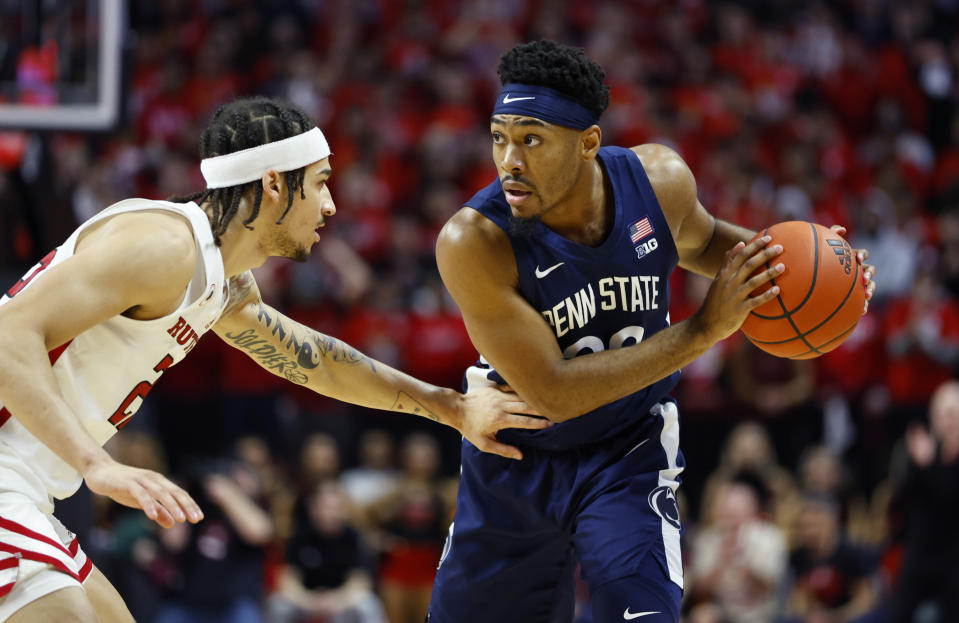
[217,223,269,279]
[201,201,270,279]
[541,159,610,247]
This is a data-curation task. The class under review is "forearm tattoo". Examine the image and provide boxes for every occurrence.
[391,391,440,422]
[313,333,376,370]
[222,304,376,385]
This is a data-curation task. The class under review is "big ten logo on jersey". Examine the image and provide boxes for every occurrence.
[167,316,199,353]
[635,237,658,259]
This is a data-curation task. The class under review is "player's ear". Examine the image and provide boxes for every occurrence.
[581,125,601,160]
[260,169,283,200]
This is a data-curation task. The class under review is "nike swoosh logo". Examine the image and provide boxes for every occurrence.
[534,262,564,278]
[624,610,660,620]
[503,94,536,103]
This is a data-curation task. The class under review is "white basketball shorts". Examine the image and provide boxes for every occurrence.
[0,490,92,621]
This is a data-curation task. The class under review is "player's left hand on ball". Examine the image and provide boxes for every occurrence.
[830,225,876,314]
[460,384,550,461]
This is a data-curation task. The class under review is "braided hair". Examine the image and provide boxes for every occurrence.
[171,97,317,245]
[497,40,610,121]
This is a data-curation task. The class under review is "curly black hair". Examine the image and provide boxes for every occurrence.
[171,97,316,245]
[497,40,610,120]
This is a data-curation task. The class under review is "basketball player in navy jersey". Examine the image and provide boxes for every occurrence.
[0,97,546,623]
[428,41,876,622]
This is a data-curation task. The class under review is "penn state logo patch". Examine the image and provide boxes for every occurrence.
[648,485,681,529]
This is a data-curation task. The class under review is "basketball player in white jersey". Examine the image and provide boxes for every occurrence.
[0,97,548,622]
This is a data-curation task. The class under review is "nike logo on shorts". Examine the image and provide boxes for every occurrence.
[624,609,660,620]
[534,262,564,278]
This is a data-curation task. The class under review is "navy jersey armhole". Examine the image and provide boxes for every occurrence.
[605,146,680,267]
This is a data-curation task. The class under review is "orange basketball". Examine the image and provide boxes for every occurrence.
[740,221,866,359]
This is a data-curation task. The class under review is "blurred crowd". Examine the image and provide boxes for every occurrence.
[2,0,959,621]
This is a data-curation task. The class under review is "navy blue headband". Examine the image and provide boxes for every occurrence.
[493,83,598,130]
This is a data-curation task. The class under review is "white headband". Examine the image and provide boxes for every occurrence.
[200,127,332,189]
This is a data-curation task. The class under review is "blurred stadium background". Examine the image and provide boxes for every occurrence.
[2,1,959,622]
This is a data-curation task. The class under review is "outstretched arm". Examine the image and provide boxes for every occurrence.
[213,272,549,459]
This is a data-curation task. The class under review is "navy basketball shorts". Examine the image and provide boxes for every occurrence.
[428,402,685,623]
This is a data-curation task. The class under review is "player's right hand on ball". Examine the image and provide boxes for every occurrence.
[83,458,203,528]
[693,235,785,343]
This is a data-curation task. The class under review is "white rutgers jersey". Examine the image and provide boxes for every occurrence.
[0,199,227,506]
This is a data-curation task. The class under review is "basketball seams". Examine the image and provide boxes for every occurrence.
[749,234,784,319]
[799,256,860,343]
[745,258,861,347]
[784,222,820,316]
[741,221,862,359]
[750,228,785,320]
[795,222,821,315]
[749,223,820,320]
[771,288,823,355]
[790,320,859,358]
[763,224,821,355]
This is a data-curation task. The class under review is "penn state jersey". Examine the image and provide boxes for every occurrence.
[463,146,680,450]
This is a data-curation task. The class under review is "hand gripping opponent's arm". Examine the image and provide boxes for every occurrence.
[214,272,549,460]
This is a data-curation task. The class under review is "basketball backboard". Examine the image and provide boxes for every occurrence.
[0,0,123,131]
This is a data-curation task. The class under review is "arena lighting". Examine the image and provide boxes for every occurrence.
[0,0,123,130]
